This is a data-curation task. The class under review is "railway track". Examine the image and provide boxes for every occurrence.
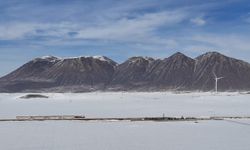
[0,115,250,122]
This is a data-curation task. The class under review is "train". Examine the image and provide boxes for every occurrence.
[16,115,85,120]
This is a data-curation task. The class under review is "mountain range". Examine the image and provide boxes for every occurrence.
[1,52,250,92]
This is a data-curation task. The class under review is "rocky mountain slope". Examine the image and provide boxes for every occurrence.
[192,52,250,90]
[144,52,195,90]
[0,52,250,92]
[0,56,117,92]
[110,56,154,90]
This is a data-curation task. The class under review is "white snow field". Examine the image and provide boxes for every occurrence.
[0,92,250,119]
[0,92,250,150]
[1,120,250,150]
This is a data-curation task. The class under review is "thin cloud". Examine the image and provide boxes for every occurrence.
[0,22,76,40]
[191,34,250,52]
[77,10,187,41]
[190,17,206,26]
[0,10,188,43]
[243,12,250,23]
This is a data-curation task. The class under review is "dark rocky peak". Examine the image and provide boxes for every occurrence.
[168,52,192,60]
[170,52,186,57]
[196,51,228,61]
[161,52,195,69]
[116,56,154,73]
[0,56,59,82]
[110,57,154,86]
[194,51,250,71]
[144,52,195,89]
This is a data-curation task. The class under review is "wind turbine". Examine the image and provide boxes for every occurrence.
[213,72,224,93]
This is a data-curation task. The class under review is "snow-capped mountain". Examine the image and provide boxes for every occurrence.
[0,56,117,92]
[0,52,250,92]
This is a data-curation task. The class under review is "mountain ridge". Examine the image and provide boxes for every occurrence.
[1,52,250,92]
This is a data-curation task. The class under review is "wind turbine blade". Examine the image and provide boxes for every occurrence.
[212,71,217,78]
[217,77,224,80]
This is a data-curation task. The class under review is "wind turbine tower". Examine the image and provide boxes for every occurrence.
[213,72,224,93]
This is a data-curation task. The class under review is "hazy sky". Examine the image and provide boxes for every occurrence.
[0,0,250,76]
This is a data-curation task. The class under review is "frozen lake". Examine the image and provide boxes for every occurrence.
[0,92,250,119]
[1,120,250,150]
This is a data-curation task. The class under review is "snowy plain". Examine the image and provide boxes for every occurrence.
[0,92,250,119]
[1,120,250,150]
[0,92,250,150]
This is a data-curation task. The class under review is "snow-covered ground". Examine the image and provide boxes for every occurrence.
[1,92,250,150]
[0,92,249,119]
[1,120,250,150]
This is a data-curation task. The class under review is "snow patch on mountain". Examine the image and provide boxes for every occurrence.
[128,56,154,63]
[36,55,116,65]
[33,56,60,63]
